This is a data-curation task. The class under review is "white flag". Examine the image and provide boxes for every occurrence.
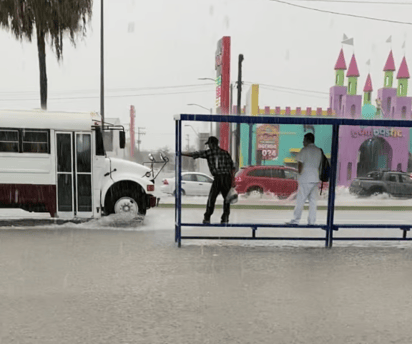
[386,36,392,43]
[342,38,354,46]
[366,59,370,66]
[342,33,348,41]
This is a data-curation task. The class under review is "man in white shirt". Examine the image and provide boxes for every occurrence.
[286,132,322,225]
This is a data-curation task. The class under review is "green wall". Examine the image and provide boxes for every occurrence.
[240,124,332,166]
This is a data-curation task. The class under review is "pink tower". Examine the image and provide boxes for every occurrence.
[329,49,347,117]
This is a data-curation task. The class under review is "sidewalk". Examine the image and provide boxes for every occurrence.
[1,206,412,231]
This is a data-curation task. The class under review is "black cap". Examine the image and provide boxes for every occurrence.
[205,136,219,145]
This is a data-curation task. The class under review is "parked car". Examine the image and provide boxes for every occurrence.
[349,170,412,197]
[235,166,299,199]
[161,172,213,196]
[235,165,328,198]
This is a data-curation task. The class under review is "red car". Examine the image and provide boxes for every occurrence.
[235,166,329,198]
[235,166,299,199]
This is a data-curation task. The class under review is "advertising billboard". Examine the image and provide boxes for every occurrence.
[256,124,279,161]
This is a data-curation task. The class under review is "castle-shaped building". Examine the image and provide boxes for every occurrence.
[238,49,412,187]
[330,49,411,185]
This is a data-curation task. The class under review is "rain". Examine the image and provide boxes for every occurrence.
[2,0,412,343]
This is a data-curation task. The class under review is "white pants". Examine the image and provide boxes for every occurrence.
[292,182,318,224]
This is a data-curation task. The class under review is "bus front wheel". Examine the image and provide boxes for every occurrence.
[106,189,147,216]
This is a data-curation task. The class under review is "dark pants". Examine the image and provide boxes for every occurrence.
[204,174,232,221]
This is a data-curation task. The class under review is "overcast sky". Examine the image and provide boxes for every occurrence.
[1,0,411,150]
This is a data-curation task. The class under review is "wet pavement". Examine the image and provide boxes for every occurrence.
[1,208,412,343]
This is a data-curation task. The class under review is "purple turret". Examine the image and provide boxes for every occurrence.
[363,74,373,106]
[392,57,411,119]
[378,51,398,118]
[341,54,362,118]
[330,49,347,117]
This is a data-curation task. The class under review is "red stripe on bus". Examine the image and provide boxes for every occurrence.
[0,184,57,217]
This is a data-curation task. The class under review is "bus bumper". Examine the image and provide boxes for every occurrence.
[147,194,159,209]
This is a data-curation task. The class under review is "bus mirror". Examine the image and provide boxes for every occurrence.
[160,152,169,162]
[148,153,155,162]
[119,131,126,149]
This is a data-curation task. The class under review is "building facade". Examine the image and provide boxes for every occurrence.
[239,49,411,186]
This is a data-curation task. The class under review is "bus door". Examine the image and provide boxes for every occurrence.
[56,132,93,218]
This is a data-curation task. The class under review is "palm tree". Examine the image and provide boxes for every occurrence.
[0,0,93,109]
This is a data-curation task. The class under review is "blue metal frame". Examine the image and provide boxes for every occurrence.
[175,119,182,244]
[174,114,412,248]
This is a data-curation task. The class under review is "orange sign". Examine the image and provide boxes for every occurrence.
[256,124,279,160]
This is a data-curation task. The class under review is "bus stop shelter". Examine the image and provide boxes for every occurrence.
[174,114,412,248]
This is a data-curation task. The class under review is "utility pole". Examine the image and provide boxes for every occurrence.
[229,83,234,157]
[137,127,146,152]
[210,108,213,136]
[100,0,104,131]
[236,54,244,168]
[186,134,190,151]
[230,83,233,113]
[130,106,135,158]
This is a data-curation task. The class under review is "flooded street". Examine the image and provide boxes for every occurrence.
[2,0,412,341]
[1,207,412,343]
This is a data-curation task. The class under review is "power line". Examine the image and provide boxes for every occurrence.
[243,80,330,98]
[259,86,329,99]
[0,89,214,102]
[93,83,214,93]
[243,81,330,98]
[271,0,412,25]
[246,81,329,95]
[283,0,412,5]
[254,84,329,94]
[0,83,215,96]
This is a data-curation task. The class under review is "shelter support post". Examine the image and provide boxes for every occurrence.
[175,119,183,247]
[326,124,340,248]
[401,227,410,239]
[252,226,257,238]
[248,124,253,166]
[175,120,178,242]
[175,120,179,242]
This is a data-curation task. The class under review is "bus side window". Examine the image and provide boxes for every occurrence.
[22,130,49,153]
[95,127,106,156]
[0,130,19,152]
[103,131,113,152]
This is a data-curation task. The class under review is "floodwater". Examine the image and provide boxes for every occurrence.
[1,207,412,343]
[158,184,412,208]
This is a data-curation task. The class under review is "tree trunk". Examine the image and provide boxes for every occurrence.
[36,28,47,110]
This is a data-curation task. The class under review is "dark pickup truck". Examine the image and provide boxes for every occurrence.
[349,171,412,197]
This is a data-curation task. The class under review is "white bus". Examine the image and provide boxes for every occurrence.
[0,109,159,219]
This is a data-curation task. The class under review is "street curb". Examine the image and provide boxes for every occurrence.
[158,204,412,211]
[1,205,410,228]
